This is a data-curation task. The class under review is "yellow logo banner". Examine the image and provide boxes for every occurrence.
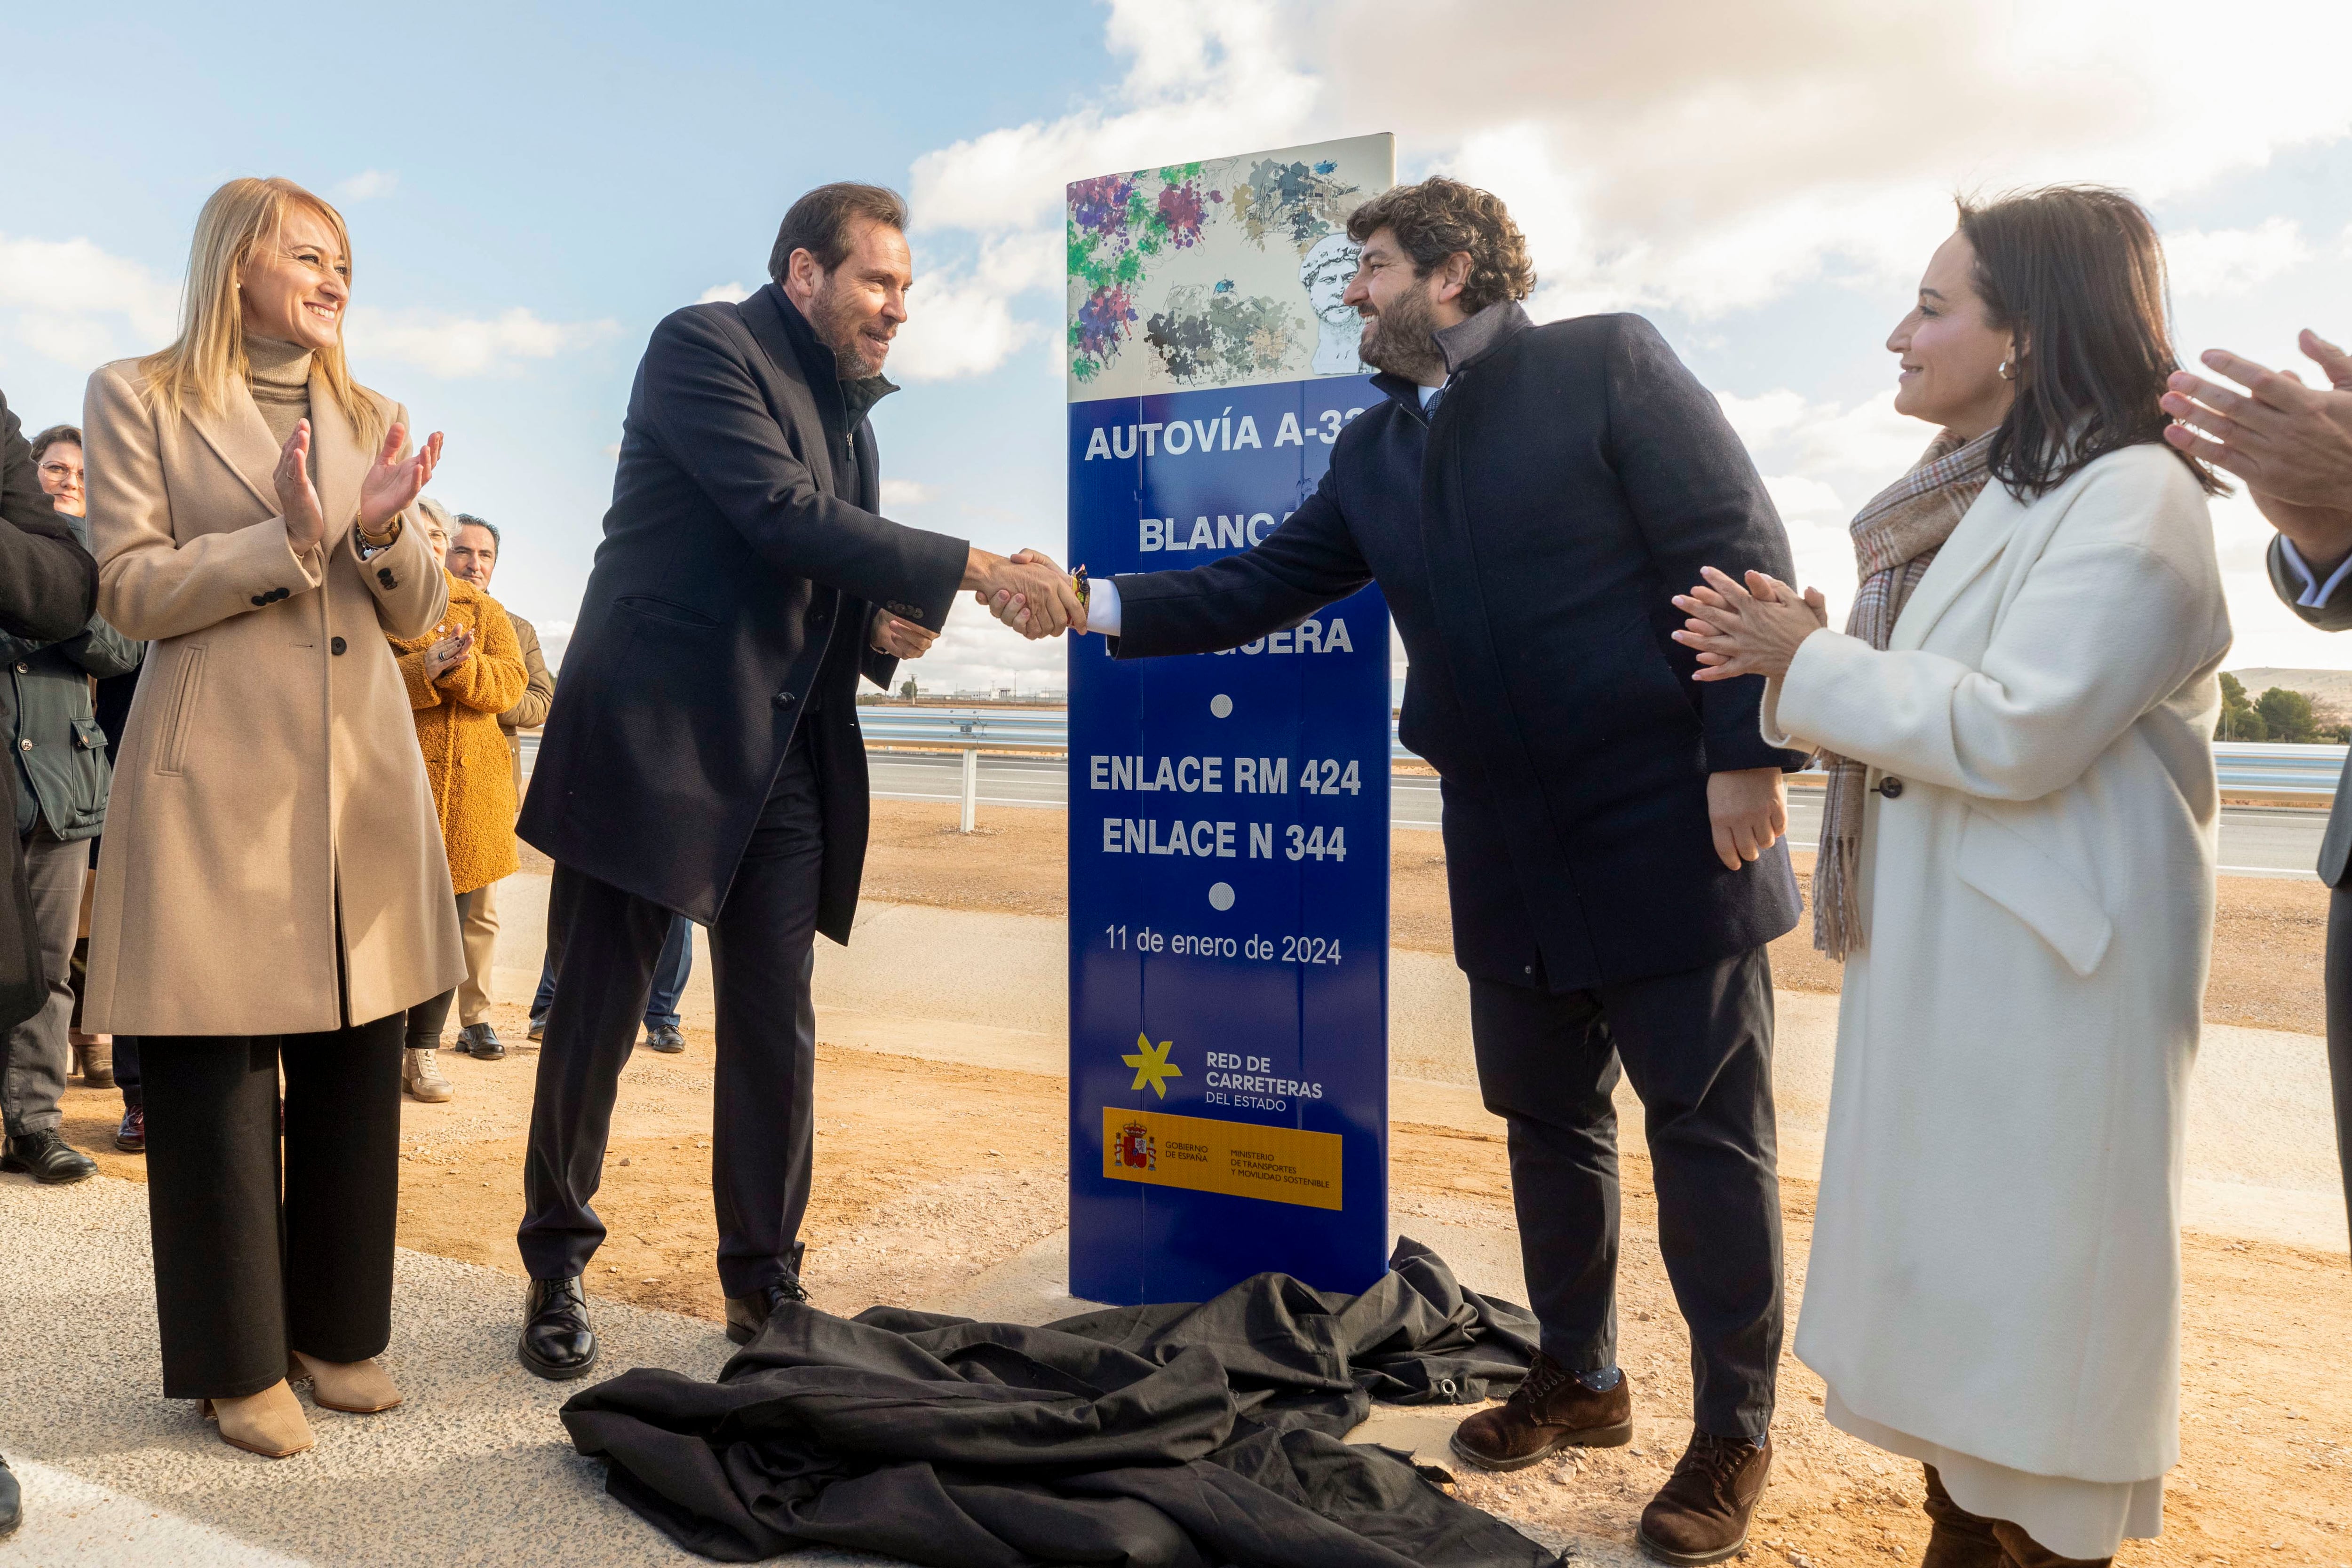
[1101,1107,1343,1211]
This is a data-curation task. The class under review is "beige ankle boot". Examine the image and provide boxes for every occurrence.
[402,1046,453,1103]
[202,1380,314,1457]
[78,1036,113,1088]
[289,1350,403,1413]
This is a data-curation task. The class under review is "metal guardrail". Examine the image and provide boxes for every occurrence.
[518,724,2349,807]
[2213,740,2345,798]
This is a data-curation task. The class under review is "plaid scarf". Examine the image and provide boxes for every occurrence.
[1812,429,1994,958]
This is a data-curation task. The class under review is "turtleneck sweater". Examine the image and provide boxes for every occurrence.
[245,334,314,448]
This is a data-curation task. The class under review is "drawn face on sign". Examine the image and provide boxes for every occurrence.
[1300,233,1366,376]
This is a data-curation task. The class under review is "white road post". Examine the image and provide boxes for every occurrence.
[960,745,979,833]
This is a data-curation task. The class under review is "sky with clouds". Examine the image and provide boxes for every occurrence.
[7,0,2351,694]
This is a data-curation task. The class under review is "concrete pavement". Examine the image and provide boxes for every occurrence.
[5,865,2337,1566]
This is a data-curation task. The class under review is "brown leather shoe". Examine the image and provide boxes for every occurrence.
[1637,1430,1771,1565]
[1449,1352,1634,1472]
[1921,1465,2007,1568]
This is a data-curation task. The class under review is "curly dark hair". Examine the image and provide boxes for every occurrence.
[1345,178,1535,314]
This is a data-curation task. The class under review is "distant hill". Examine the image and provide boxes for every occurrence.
[2231,668,2352,722]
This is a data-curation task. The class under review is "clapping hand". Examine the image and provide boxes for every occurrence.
[273,420,328,554]
[358,423,445,538]
[1670,566,1828,681]
[2161,330,2352,568]
[422,624,475,680]
[871,610,937,660]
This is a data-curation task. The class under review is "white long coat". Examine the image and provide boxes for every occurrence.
[1763,444,2229,1491]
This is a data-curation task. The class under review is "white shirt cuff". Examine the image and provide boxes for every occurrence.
[1089,574,1123,637]
[2280,536,2352,609]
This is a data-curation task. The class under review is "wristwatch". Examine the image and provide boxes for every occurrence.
[355,515,403,561]
[1071,565,1089,609]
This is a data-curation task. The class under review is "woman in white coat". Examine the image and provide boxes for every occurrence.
[1671,186,2229,1568]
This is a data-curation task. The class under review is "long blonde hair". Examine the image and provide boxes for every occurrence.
[138,177,384,449]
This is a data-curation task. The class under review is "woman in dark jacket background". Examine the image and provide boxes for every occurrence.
[0,422,139,1184]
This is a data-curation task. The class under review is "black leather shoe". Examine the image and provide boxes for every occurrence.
[1,1130,97,1185]
[0,1452,19,1537]
[527,1015,546,1042]
[643,1023,685,1054]
[115,1104,145,1153]
[458,1023,505,1061]
[518,1275,598,1380]
[723,1243,811,1345]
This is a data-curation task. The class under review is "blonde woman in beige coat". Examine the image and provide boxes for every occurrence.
[1674,188,2227,1567]
[81,177,464,1460]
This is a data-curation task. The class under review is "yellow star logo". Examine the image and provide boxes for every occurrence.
[1122,1033,1183,1099]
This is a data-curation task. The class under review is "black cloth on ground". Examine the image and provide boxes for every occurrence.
[562,1237,1560,1567]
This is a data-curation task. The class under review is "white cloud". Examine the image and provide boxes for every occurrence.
[698,281,749,304]
[2164,218,2312,297]
[901,0,2352,341]
[343,306,619,378]
[891,232,1061,381]
[900,618,1073,697]
[334,170,399,202]
[0,232,180,346]
[880,479,933,508]
[537,619,574,671]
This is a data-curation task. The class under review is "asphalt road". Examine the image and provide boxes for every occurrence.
[864,751,2327,878]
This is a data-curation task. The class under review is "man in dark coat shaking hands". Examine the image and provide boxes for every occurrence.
[993,179,1804,1566]
[515,183,1077,1379]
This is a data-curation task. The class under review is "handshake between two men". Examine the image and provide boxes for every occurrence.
[864,548,1083,664]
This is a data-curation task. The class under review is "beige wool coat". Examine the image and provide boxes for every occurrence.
[1761,444,2229,1555]
[79,357,466,1036]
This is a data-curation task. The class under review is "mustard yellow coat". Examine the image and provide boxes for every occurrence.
[391,574,525,897]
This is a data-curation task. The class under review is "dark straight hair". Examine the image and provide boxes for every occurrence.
[1958,185,2222,500]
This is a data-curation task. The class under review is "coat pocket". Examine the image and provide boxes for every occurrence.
[152,646,207,777]
[1955,808,2113,977]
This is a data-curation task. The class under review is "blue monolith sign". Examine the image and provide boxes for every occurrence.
[1064,135,1396,1304]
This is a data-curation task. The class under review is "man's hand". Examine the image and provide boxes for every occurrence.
[870,609,936,660]
[1706,767,1788,872]
[963,546,1084,639]
[2161,331,2352,570]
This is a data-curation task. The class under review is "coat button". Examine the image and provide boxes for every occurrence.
[774,691,797,708]
[12,663,23,673]
[17,739,29,752]
[331,637,348,656]
[1875,775,1904,799]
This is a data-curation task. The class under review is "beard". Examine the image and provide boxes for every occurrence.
[1356,283,1446,382]
[809,277,889,379]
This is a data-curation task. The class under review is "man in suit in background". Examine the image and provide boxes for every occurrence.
[513,182,1075,1380]
[440,512,553,1063]
[2163,329,2352,1260]
[995,178,1804,1565]
[0,385,104,1538]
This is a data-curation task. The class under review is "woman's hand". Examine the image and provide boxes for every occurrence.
[1670,566,1829,681]
[274,420,327,554]
[358,423,445,538]
[422,625,474,680]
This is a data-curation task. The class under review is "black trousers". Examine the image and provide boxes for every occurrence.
[140,1015,406,1398]
[1470,944,1782,1441]
[2325,888,2352,1257]
[519,734,824,1298]
[404,887,478,1049]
